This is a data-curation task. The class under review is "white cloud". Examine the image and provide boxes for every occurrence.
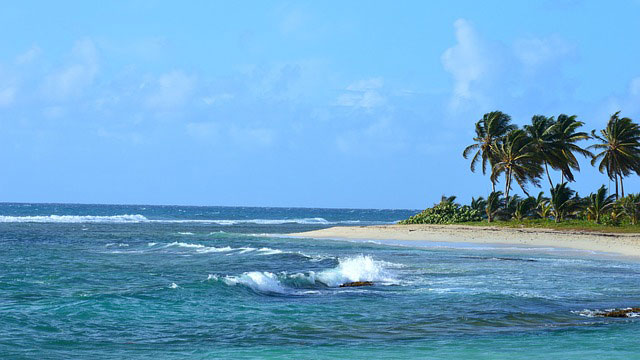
[336,77,386,109]
[514,36,574,70]
[202,93,234,105]
[186,121,220,140]
[630,77,640,97]
[441,18,576,113]
[146,70,196,109]
[346,78,383,91]
[0,87,16,107]
[15,46,41,65]
[230,126,275,147]
[41,39,98,100]
[441,19,488,107]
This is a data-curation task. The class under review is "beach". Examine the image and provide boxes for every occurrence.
[292,224,640,257]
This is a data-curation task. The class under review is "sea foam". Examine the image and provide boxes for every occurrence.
[0,214,148,223]
[0,214,356,225]
[216,255,398,294]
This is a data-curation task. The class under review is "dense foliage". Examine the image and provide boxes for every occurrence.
[399,198,482,224]
[403,110,640,227]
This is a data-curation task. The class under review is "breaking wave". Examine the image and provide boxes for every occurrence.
[212,255,398,294]
[0,215,364,225]
[0,214,148,223]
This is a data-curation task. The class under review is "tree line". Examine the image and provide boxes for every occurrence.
[461,111,640,224]
[401,111,640,226]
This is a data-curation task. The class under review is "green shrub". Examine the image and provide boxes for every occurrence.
[399,202,483,224]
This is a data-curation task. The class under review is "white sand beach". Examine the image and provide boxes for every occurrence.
[292,225,640,257]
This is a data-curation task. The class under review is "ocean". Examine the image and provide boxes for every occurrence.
[1,203,639,359]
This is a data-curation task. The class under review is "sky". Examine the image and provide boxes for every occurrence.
[1,1,640,209]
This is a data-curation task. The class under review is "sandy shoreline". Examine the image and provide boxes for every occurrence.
[291,224,640,258]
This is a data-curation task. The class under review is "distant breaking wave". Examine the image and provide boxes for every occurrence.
[0,214,366,225]
[0,214,148,223]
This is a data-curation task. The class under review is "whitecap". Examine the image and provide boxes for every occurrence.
[222,272,287,293]
[0,214,148,223]
[315,255,398,287]
[256,247,284,255]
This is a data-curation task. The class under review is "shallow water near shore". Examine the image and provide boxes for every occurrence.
[2,203,640,359]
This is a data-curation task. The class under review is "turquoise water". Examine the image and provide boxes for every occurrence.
[1,204,640,359]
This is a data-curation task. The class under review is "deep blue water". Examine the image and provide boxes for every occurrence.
[1,203,640,359]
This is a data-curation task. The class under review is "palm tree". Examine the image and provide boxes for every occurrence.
[463,111,516,191]
[470,196,487,215]
[504,194,522,219]
[589,112,640,198]
[513,196,537,221]
[524,115,559,188]
[490,129,543,203]
[619,194,640,225]
[534,191,552,219]
[550,183,581,222]
[440,195,457,205]
[585,185,616,224]
[485,191,504,223]
[549,114,592,184]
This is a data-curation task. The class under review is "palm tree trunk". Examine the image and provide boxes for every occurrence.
[491,181,495,193]
[620,173,625,198]
[544,162,554,189]
[615,173,619,199]
[505,168,512,204]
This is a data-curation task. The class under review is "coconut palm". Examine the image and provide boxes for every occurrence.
[550,183,581,222]
[534,191,552,219]
[513,196,537,221]
[585,185,616,224]
[503,194,522,219]
[549,114,592,184]
[589,112,640,198]
[470,196,487,215]
[485,191,504,223]
[619,194,640,225]
[490,129,543,202]
[463,111,517,191]
[440,195,457,205]
[524,115,560,188]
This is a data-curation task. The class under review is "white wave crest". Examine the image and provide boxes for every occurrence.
[0,214,148,223]
[164,242,234,253]
[257,247,284,255]
[0,214,359,225]
[315,255,398,287]
[222,272,287,293]
[215,255,398,293]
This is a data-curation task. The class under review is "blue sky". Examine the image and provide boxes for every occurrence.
[1,1,640,209]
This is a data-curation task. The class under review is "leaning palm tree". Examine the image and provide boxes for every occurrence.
[589,112,640,198]
[585,185,616,224]
[550,183,580,222]
[463,111,516,191]
[548,114,592,184]
[485,191,505,223]
[490,129,544,203]
[619,194,640,225]
[524,115,560,188]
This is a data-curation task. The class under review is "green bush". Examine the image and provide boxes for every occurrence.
[399,202,483,224]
